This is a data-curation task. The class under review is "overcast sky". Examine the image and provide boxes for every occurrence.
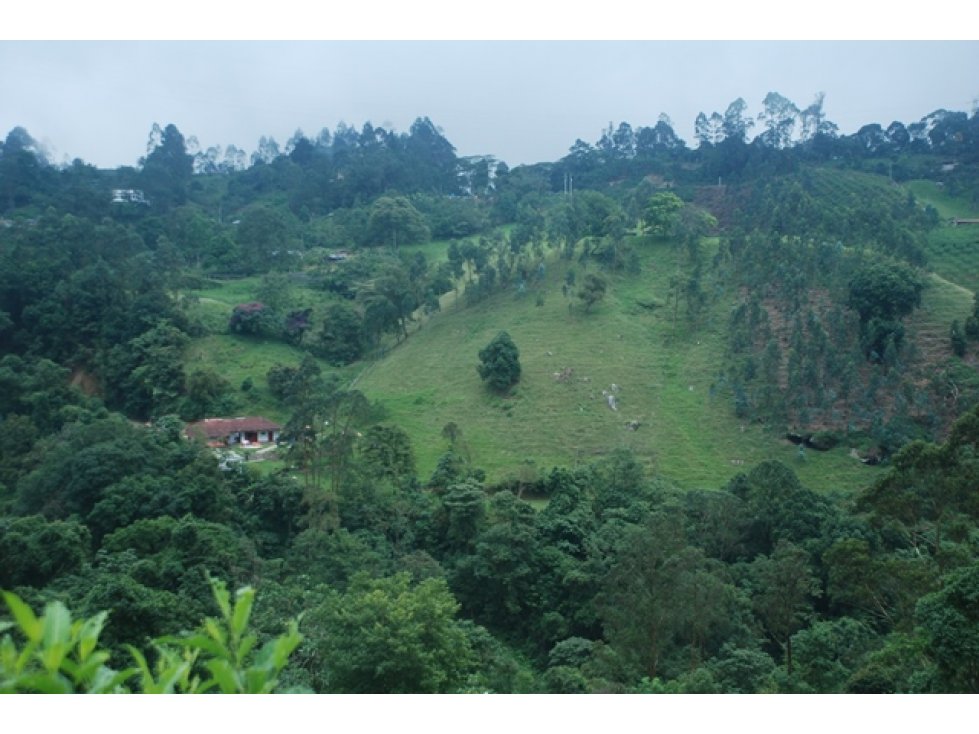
[1,40,977,169]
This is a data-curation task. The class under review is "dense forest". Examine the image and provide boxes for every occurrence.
[2,91,979,694]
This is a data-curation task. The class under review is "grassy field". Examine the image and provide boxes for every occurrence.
[182,217,973,495]
[915,272,976,326]
[399,238,455,264]
[905,179,979,294]
[920,227,979,294]
[356,238,886,493]
[906,179,977,220]
[183,334,360,424]
[182,275,357,423]
[400,225,515,265]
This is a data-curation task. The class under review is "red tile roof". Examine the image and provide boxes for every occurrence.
[185,417,282,440]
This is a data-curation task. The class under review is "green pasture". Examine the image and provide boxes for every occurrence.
[356,237,884,492]
[180,219,974,495]
[904,179,979,293]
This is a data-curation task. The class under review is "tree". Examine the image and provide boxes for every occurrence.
[266,355,322,406]
[359,262,418,343]
[451,491,543,638]
[255,272,293,314]
[965,293,979,340]
[228,302,279,337]
[0,515,90,588]
[856,406,979,573]
[723,98,754,142]
[312,302,365,365]
[822,538,934,632]
[598,513,710,680]
[440,479,488,553]
[727,460,828,557]
[847,261,923,361]
[304,572,473,693]
[367,196,430,250]
[181,368,233,421]
[577,273,607,313]
[251,135,281,165]
[273,363,369,494]
[756,92,800,149]
[799,92,838,143]
[695,111,725,147]
[477,331,521,392]
[359,424,416,482]
[643,192,684,238]
[848,262,924,323]
[235,204,299,273]
[140,123,193,209]
[915,564,979,692]
[100,322,189,418]
[750,540,821,675]
[0,127,52,212]
[790,618,879,693]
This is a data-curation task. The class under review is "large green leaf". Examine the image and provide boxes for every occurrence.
[2,592,42,643]
[205,659,240,694]
[77,612,108,662]
[231,587,255,639]
[41,601,72,649]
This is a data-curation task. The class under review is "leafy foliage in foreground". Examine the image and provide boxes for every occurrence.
[0,576,300,693]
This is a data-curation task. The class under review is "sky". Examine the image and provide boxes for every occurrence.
[2,8,978,170]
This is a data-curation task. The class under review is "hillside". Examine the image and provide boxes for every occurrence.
[354,237,884,491]
[166,163,979,495]
[906,179,979,293]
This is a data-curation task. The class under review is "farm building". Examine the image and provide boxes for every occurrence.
[185,417,282,447]
[111,189,149,205]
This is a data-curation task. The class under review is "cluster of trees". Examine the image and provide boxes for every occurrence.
[212,117,463,216]
[554,95,979,191]
[719,227,948,453]
[731,169,937,264]
[4,95,977,226]
[5,364,979,692]
[702,151,968,454]
[0,207,248,421]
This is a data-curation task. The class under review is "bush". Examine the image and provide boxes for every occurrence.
[477,331,521,393]
[312,302,365,365]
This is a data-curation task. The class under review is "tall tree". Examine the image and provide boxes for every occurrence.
[695,111,725,147]
[799,92,838,142]
[140,123,193,209]
[722,98,754,142]
[756,92,800,149]
[750,540,821,675]
[915,564,979,692]
[250,135,281,165]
